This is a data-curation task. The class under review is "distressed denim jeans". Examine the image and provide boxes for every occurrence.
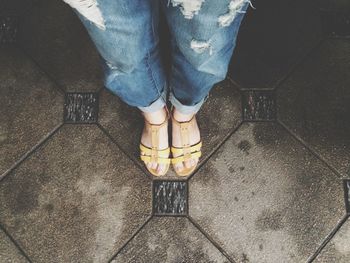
[64,0,251,114]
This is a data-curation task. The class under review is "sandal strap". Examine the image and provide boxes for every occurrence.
[141,155,171,164]
[140,106,170,163]
[171,151,202,164]
[170,107,201,162]
[140,144,170,156]
[171,141,202,154]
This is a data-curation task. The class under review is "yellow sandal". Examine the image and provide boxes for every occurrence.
[140,107,171,176]
[171,110,202,177]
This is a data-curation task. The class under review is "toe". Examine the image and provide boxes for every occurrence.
[157,164,166,174]
[151,162,157,170]
[146,162,152,169]
[184,159,193,169]
[175,162,184,172]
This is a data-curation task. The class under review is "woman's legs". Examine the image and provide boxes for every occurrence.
[161,0,251,171]
[65,0,169,173]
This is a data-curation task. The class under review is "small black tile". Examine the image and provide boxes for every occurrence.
[153,181,187,215]
[321,11,350,37]
[242,90,276,121]
[344,180,350,214]
[0,16,18,44]
[64,93,98,123]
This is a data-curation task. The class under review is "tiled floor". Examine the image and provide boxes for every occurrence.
[1,1,350,262]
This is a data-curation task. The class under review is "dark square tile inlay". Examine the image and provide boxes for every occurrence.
[0,16,18,44]
[242,90,276,121]
[64,93,98,123]
[344,180,350,214]
[321,11,350,37]
[153,181,187,215]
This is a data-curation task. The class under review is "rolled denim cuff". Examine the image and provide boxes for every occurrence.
[137,89,167,113]
[169,91,209,115]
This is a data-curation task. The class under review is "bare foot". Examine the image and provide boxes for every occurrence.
[171,108,201,173]
[140,107,169,175]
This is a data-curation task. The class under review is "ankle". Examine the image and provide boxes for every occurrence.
[142,107,167,125]
[172,108,195,122]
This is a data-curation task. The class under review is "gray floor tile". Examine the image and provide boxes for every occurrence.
[0,47,63,178]
[17,0,103,92]
[99,80,242,177]
[111,217,229,263]
[229,0,322,89]
[190,122,345,263]
[314,217,350,263]
[278,39,350,177]
[0,229,28,263]
[0,125,151,263]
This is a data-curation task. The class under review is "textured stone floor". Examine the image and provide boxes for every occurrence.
[1,1,350,262]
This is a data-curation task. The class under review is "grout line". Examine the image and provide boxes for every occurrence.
[0,123,64,183]
[0,223,33,262]
[226,76,246,91]
[187,216,236,263]
[307,214,349,262]
[343,179,350,214]
[187,121,243,181]
[107,215,153,262]
[153,214,187,217]
[277,120,344,179]
[273,37,328,91]
[96,123,152,180]
[15,46,66,94]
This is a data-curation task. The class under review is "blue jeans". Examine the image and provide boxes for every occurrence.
[65,0,250,114]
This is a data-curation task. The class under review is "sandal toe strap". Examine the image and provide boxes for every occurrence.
[171,151,202,164]
[171,141,202,164]
[140,144,170,164]
[141,155,171,164]
[140,144,170,155]
[171,141,202,154]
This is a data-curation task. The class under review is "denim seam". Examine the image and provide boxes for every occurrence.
[150,1,158,43]
[146,51,162,98]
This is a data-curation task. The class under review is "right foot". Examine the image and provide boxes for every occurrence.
[171,108,201,175]
[140,107,169,175]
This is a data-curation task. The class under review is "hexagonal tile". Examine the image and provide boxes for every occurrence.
[190,122,345,262]
[278,39,350,176]
[0,125,151,262]
[0,47,63,178]
[111,217,230,263]
[0,229,28,262]
[314,217,350,263]
[99,79,242,177]
[229,0,323,89]
[17,0,103,92]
